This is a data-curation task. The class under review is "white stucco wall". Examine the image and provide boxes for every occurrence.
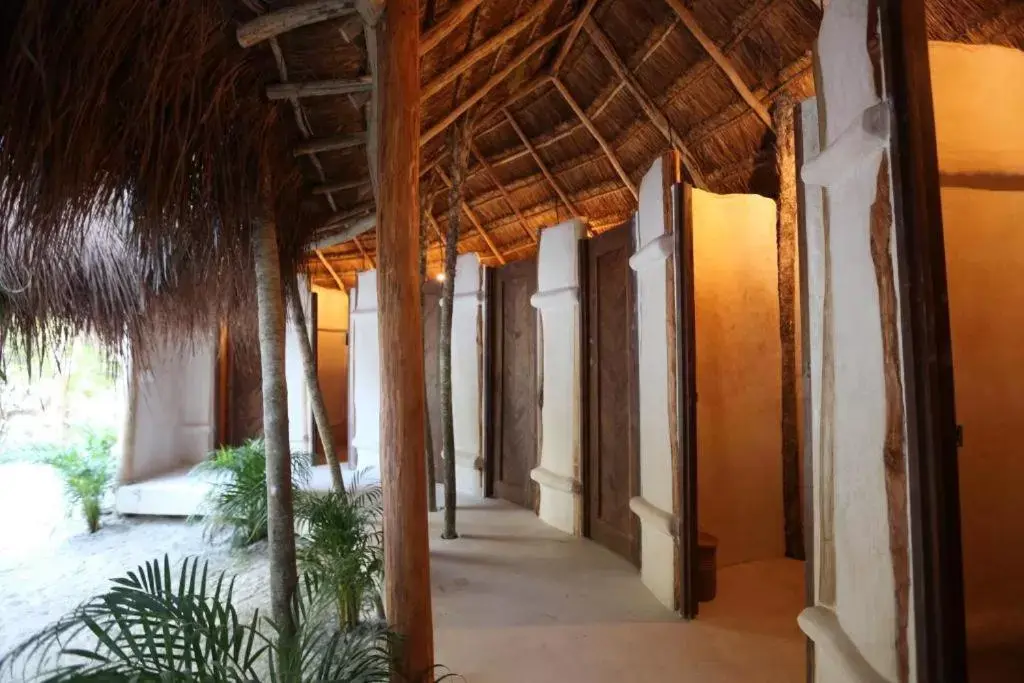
[286,275,313,455]
[531,219,584,535]
[450,253,484,497]
[628,159,678,609]
[691,189,784,569]
[350,270,381,475]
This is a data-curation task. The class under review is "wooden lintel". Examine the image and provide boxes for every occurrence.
[470,141,538,244]
[313,178,371,195]
[435,167,506,264]
[502,107,583,220]
[294,132,368,156]
[267,76,373,100]
[551,76,638,200]
[420,22,571,145]
[238,0,355,47]
[420,0,487,55]
[421,0,555,101]
[315,249,347,290]
[550,0,599,74]
[662,0,772,127]
[583,18,706,187]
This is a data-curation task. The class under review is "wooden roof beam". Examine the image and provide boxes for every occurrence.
[422,0,556,101]
[470,141,538,244]
[420,0,487,55]
[550,76,638,200]
[583,17,705,187]
[661,0,772,127]
[420,22,571,145]
[293,132,368,156]
[313,178,371,195]
[353,235,375,269]
[435,167,507,265]
[550,0,599,73]
[502,107,585,222]
[237,0,355,47]
[315,249,348,291]
[266,76,373,100]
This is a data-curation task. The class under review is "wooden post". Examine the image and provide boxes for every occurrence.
[377,0,434,678]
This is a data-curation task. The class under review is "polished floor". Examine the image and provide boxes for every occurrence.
[429,499,805,682]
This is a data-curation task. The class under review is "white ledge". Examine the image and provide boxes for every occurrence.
[629,234,673,272]
[797,607,890,683]
[802,100,890,188]
[629,496,676,537]
[531,286,579,310]
[530,466,579,494]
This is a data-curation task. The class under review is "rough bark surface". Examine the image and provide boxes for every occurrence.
[285,274,345,495]
[377,0,435,677]
[420,194,439,513]
[774,94,804,561]
[253,213,298,651]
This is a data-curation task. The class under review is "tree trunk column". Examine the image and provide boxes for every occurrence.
[377,0,434,679]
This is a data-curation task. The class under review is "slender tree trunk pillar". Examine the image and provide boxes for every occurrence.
[377,0,435,678]
[253,213,298,648]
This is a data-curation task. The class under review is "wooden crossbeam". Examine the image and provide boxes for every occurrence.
[583,18,705,187]
[420,22,571,145]
[323,200,375,229]
[315,249,347,290]
[294,133,368,156]
[353,235,375,270]
[435,168,506,264]
[313,178,371,195]
[502,107,583,221]
[266,76,373,100]
[237,0,355,47]
[661,0,772,127]
[424,211,448,247]
[420,0,487,55]
[421,0,556,101]
[470,141,538,244]
[550,76,638,200]
[551,0,599,73]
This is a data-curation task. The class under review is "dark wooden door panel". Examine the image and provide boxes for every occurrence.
[490,258,538,508]
[585,223,640,565]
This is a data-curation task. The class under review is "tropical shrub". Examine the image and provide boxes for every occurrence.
[0,555,396,683]
[295,476,385,629]
[45,428,116,533]
[194,439,311,547]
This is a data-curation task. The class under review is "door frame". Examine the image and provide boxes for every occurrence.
[483,266,495,499]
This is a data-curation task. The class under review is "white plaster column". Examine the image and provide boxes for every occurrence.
[629,159,678,609]
[450,253,484,497]
[530,219,584,535]
[349,270,381,476]
[285,274,313,455]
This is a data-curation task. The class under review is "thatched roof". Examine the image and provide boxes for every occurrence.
[1,0,1021,348]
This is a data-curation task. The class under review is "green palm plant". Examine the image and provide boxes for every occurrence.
[193,439,312,547]
[45,428,116,533]
[295,475,385,630]
[0,556,396,682]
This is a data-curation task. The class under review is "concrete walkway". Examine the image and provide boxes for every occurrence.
[430,499,804,682]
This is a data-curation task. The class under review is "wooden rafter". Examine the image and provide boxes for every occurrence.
[293,132,367,156]
[435,167,506,264]
[502,107,583,221]
[266,77,373,100]
[313,178,371,195]
[353,235,375,269]
[550,0,599,73]
[422,0,556,101]
[237,0,355,47]
[420,0,487,55]
[323,200,376,229]
[424,211,448,247]
[315,249,347,290]
[661,0,772,127]
[583,17,705,186]
[420,21,572,145]
[550,76,638,200]
[470,141,538,244]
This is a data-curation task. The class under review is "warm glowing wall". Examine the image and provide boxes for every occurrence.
[691,189,784,568]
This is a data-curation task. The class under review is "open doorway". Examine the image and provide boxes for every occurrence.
[311,285,350,466]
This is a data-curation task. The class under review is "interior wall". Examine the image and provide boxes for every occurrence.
[451,252,484,497]
[349,270,381,476]
[629,158,678,609]
[285,275,313,454]
[531,218,584,535]
[313,284,349,463]
[691,188,784,568]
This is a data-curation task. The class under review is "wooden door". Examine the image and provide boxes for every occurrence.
[489,257,538,508]
[584,224,640,565]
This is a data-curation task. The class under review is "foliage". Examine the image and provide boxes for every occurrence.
[0,555,396,683]
[295,475,385,629]
[194,439,311,548]
[44,428,116,533]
